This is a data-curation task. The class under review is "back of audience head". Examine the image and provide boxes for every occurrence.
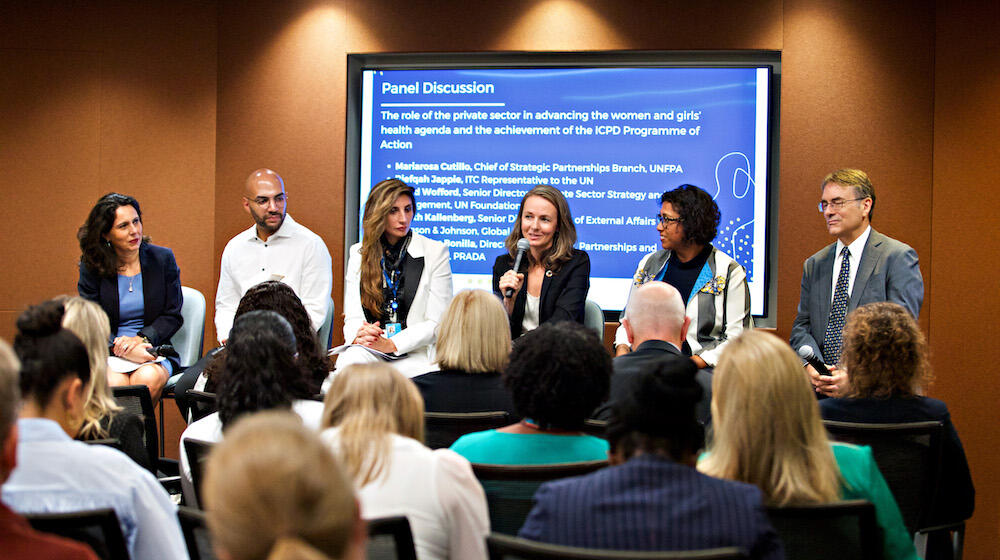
[0,340,20,482]
[623,281,688,344]
[700,330,839,506]
[13,300,92,437]
[204,411,364,560]
[504,321,610,430]
[217,310,313,428]
[842,301,930,398]
[61,296,122,439]
[606,362,704,465]
[322,363,424,486]
[435,289,511,374]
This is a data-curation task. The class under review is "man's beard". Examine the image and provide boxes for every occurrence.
[253,209,285,234]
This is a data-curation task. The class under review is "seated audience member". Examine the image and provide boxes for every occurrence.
[450,321,610,465]
[175,281,330,417]
[62,296,150,471]
[0,339,98,560]
[594,281,706,424]
[519,363,782,559]
[411,289,515,416]
[698,330,917,560]
[204,411,366,560]
[321,363,489,560]
[3,300,186,560]
[180,310,321,506]
[822,302,974,527]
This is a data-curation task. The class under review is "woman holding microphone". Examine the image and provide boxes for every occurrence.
[492,185,590,339]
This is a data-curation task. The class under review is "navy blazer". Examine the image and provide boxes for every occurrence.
[78,243,183,347]
[519,454,783,559]
[820,395,975,525]
[492,248,590,339]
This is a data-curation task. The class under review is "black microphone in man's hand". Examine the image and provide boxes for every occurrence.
[505,238,532,298]
[797,345,830,376]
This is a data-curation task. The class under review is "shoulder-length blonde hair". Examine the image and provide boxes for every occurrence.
[204,411,359,560]
[842,302,931,398]
[321,363,424,486]
[359,179,416,318]
[504,185,576,271]
[698,330,841,506]
[61,296,121,439]
[435,290,511,374]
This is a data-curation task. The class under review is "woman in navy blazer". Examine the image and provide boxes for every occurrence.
[492,185,590,339]
[78,193,182,402]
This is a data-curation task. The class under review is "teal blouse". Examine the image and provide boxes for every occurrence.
[449,430,609,465]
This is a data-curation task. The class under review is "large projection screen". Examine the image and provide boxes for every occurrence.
[346,51,780,325]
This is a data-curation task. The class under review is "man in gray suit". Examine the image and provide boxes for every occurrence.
[790,169,924,397]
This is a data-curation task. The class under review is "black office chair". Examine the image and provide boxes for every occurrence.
[766,499,880,560]
[581,419,608,439]
[486,533,747,559]
[111,384,161,472]
[473,460,608,535]
[424,411,509,449]
[81,438,123,452]
[367,515,418,560]
[184,438,216,509]
[187,390,219,423]
[178,505,215,560]
[26,508,130,560]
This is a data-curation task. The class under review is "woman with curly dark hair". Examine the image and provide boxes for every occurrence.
[179,310,320,507]
[77,193,182,403]
[450,321,610,464]
[614,185,752,370]
[820,302,975,530]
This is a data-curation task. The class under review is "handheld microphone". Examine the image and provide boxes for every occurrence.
[797,345,830,376]
[505,238,532,298]
[148,344,178,359]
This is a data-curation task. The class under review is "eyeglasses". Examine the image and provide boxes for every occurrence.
[247,194,287,208]
[655,214,682,226]
[818,198,866,212]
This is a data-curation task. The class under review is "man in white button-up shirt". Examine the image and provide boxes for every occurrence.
[214,168,333,344]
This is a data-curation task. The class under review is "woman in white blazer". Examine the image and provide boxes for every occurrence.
[334,179,453,378]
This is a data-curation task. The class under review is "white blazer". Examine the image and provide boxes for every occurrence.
[342,232,453,357]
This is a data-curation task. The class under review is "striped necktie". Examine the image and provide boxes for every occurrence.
[822,246,851,365]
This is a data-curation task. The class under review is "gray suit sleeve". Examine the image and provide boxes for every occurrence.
[886,245,924,318]
[789,257,821,356]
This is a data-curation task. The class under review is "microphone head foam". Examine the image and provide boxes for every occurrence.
[516,238,531,251]
[796,345,815,360]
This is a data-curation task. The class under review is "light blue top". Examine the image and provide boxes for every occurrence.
[116,273,172,374]
[450,429,609,465]
[2,418,188,560]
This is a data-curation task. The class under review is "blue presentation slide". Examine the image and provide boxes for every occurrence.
[360,67,770,314]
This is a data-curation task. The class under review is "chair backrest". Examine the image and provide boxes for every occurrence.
[82,438,123,452]
[581,418,608,439]
[175,286,207,368]
[486,533,747,559]
[317,296,336,353]
[367,515,418,560]
[424,411,510,449]
[178,505,215,560]
[823,419,944,532]
[766,499,880,560]
[473,460,608,535]
[26,508,130,560]
[111,384,159,471]
[187,389,219,423]
[185,438,216,509]
[583,299,605,339]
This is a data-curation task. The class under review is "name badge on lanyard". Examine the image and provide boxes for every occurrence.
[382,266,402,338]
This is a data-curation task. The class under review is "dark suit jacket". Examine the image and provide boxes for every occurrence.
[518,454,783,559]
[492,249,590,338]
[78,243,183,347]
[790,229,923,359]
[594,340,709,423]
[820,395,975,525]
[411,369,516,417]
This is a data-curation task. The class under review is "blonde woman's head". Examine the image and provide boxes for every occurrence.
[204,411,363,560]
[61,296,121,439]
[435,290,511,374]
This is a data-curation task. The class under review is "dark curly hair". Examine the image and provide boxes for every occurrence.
[841,302,931,398]
[78,193,151,278]
[606,362,704,461]
[660,184,720,246]
[216,310,314,429]
[205,281,330,393]
[13,299,91,408]
[503,321,610,430]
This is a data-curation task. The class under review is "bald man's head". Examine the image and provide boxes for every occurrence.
[623,282,688,348]
[243,168,287,239]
